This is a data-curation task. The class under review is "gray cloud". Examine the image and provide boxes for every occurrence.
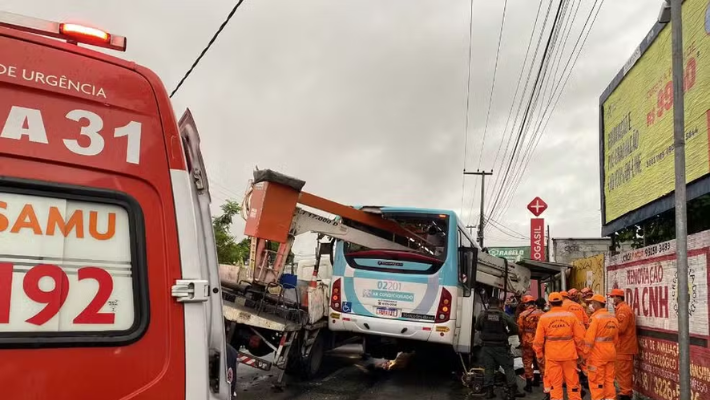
[5,0,661,253]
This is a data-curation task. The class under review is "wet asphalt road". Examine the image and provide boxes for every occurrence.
[234,345,589,400]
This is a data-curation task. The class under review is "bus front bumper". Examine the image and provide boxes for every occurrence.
[328,310,456,345]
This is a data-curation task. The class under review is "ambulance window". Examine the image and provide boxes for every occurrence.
[0,182,147,346]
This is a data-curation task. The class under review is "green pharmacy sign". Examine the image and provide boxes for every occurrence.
[487,247,530,263]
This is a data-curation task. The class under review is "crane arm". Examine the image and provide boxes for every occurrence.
[289,208,411,252]
[242,168,423,285]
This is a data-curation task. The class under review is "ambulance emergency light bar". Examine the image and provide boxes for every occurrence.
[0,11,127,51]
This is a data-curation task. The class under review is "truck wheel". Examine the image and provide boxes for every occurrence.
[300,332,326,380]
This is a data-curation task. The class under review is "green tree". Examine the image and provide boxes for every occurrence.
[213,200,249,265]
[212,200,295,265]
[613,193,710,250]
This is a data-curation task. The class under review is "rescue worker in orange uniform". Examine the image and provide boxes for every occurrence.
[581,294,619,400]
[609,288,637,400]
[533,292,586,400]
[533,297,547,387]
[562,290,589,327]
[565,288,590,393]
[580,287,594,317]
[517,295,543,393]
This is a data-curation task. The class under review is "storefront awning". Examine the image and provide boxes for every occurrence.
[515,259,570,281]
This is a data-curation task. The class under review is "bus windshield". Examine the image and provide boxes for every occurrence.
[343,213,449,264]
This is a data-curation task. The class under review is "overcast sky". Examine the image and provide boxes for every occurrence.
[5,0,660,255]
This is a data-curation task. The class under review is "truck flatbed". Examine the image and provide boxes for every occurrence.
[223,297,303,332]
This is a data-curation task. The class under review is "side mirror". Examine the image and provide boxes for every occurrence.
[459,246,478,297]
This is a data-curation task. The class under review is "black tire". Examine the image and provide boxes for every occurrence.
[247,343,273,357]
[300,332,326,380]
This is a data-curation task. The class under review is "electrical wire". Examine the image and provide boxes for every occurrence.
[485,0,556,214]
[170,0,247,98]
[460,0,476,218]
[476,0,509,170]
[488,0,572,221]
[485,0,567,220]
[492,0,605,221]
[487,218,529,240]
[466,0,509,227]
[488,0,545,193]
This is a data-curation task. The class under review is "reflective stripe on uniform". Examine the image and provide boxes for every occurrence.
[547,336,573,341]
[543,311,575,318]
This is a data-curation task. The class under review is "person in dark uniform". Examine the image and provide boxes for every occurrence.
[475,297,526,399]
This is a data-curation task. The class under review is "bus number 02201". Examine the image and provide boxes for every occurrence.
[0,263,115,326]
[2,106,142,165]
[377,281,402,291]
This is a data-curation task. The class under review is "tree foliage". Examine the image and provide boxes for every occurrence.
[213,200,250,265]
[613,194,710,250]
[212,200,294,265]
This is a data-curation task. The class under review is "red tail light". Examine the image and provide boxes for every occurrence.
[435,287,452,323]
[331,278,342,312]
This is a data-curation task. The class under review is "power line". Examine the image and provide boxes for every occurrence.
[488,0,545,195]
[488,0,574,221]
[170,0,247,98]
[492,0,605,220]
[487,218,529,240]
[486,0,567,220]
[476,0,509,169]
[488,0,585,221]
[460,0,476,217]
[485,0,556,214]
[467,0,508,226]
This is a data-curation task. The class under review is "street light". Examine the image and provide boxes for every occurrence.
[658,0,690,398]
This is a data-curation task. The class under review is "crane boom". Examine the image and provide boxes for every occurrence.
[243,169,427,286]
[289,208,411,252]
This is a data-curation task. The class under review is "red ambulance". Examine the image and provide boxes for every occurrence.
[0,11,235,400]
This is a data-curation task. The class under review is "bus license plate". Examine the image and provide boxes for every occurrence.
[375,307,399,317]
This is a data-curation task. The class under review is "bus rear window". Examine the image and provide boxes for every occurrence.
[343,213,449,270]
[0,183,146,345]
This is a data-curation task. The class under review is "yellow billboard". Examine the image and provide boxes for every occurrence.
[602,0,710,229]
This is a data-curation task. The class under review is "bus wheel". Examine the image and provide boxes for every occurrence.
[300,332,326,380]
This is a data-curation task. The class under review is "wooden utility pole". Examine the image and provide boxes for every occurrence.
[463,170,493,248]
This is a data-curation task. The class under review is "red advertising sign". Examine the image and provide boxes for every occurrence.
[527,197,548,217]
[530,218,545,261]
[606,230,710,400]
[634,336,710,400]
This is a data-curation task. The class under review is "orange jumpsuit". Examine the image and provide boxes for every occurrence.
[614,301,638,397]
[533,307,586,400]
[582,309,619,400]
[517,306,544,380]
[563,298,589,328]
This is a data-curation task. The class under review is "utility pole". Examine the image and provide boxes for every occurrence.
[463,170,493,248]
[659,1,690,397]
[465,225,476,236]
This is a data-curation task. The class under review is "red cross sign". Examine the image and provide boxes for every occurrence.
[527,197,548,217]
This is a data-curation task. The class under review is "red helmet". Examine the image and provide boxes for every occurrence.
[522,295,535,304]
